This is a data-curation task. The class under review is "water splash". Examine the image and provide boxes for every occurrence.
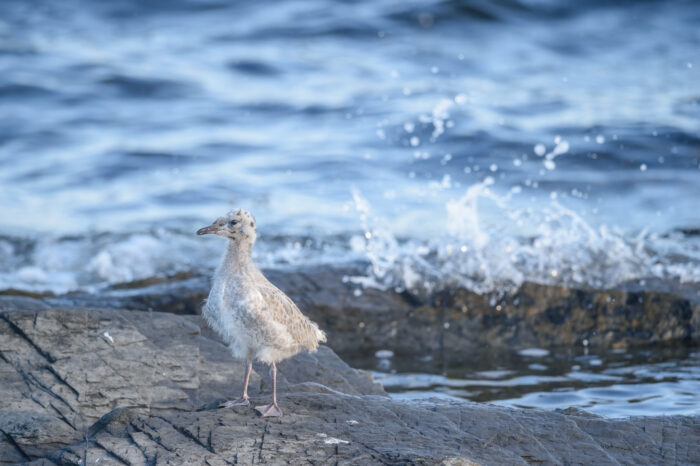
[0,230,352,294]
[0,183,697,296]
[347,180,700,297]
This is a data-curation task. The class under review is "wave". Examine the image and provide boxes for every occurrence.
[345,181,700,298]
[1,179,698,297]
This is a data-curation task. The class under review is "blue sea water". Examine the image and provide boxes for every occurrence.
[1,0,699,294]
[353,345,700,418]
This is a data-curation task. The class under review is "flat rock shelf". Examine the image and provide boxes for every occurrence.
[1,300,699,465]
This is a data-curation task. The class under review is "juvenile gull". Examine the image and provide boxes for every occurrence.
[197,209,326,417]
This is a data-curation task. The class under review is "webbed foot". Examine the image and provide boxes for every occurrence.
[255,403,283,417]
[220,396,250,408]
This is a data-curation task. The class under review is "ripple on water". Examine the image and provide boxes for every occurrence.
[346,345,700,418]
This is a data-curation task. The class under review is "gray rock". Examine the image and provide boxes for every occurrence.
[2,304,699,465]
[0,305,382,463]
[41,394,700,465]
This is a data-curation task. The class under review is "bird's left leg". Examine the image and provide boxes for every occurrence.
[220,358,252,408]
[255,362,283,417]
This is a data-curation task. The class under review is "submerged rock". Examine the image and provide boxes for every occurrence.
[1,304,698,465]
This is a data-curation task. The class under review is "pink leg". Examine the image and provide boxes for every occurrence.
[220,359,252,408]
[255,362,283,417]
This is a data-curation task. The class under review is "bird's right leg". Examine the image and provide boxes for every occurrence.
[255,362,282,417]
[220,358,252,408]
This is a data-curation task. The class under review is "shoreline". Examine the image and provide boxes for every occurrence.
[1,303,698,464]
[2,262,698,462]
[8,261,696,356]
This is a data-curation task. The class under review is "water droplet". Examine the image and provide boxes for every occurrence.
[375,349,394,358]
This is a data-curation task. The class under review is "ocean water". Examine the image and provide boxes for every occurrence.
[1,0,699,295]
[351,345,700,418]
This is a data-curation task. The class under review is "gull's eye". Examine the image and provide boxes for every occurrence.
[229,219,238,226]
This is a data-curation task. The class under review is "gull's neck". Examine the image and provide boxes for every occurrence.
[217,239,255,280]
[225,239,253,266]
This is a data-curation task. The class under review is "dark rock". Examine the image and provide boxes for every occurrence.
[49,264,700,357]
[0,295,50,312]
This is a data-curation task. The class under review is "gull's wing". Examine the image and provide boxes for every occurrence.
[255,281,327,350]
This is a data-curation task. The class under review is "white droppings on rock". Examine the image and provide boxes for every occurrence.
[316,434,350,445]
[326,437,350,445]
[102,331,114,343]
[316,432,349,444]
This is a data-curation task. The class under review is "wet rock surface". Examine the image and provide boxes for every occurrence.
[42,263,700,357]
[1,302,699,465]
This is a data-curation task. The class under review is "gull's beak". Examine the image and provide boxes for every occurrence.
[196,224,217,235]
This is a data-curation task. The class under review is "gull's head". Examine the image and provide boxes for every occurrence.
[196,209,256,244]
